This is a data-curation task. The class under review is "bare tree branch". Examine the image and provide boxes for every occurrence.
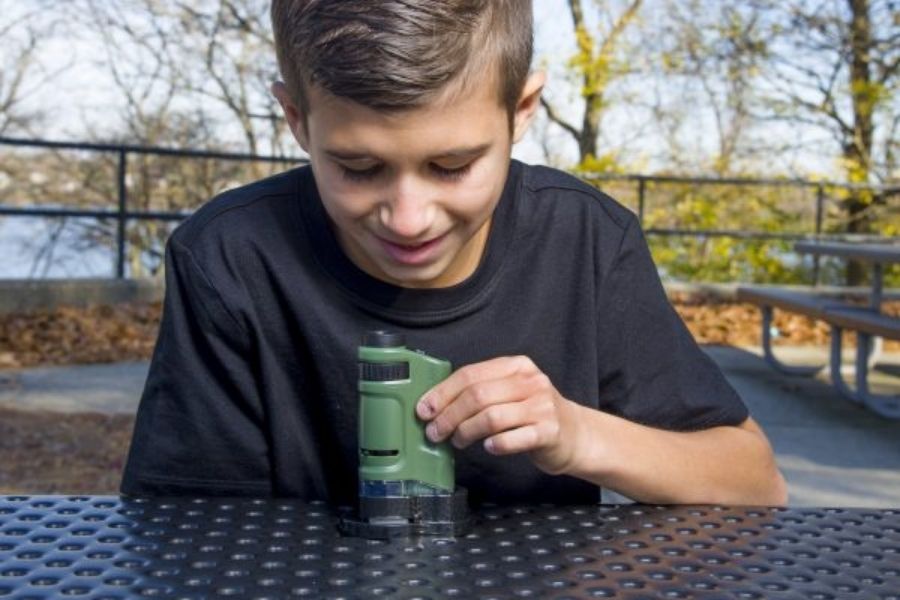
[538,96,581,143]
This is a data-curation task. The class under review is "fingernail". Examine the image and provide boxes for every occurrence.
[426,423,438,441]
[484,438,495,453]
[418,396,434,418]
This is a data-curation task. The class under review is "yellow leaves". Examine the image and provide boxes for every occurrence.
[881,223,900,237]
[849,79,889,110]
[566,8,637,99]
[640,180,821,284]
[834,156,873,190]
[661,51,683,72]
[574,152,626,175]
[568,42,616,97]
[574,24,594,57]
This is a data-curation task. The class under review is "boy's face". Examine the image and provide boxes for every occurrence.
[273,72,544,288]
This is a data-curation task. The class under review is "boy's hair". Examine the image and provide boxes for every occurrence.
[271,1,533,125]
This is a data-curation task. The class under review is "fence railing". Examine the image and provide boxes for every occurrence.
[0,137,306,278]
[1,136,898,281]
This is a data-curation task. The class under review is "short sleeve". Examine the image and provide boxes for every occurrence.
[595,216,749,430]
[120,239,272,496]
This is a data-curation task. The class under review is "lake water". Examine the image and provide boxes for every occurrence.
[0,217,116,278]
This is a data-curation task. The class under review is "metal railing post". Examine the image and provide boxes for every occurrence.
[116,149,127,279]
[813,184,824,286]
[637,177,646,226]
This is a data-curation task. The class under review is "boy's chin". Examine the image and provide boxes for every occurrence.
[375,262,453,289]
[380,270,442,289]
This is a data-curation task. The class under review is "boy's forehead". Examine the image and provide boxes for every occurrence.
[305,82,509,156]
[305,51,504,114]
[306,76,501,120]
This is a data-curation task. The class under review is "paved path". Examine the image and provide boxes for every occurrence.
[706,345,900,508]
[0,362,147,415]
[2,346,899,507]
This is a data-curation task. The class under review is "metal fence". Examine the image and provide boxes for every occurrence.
[1,136,898,281]
[0,137,306,278]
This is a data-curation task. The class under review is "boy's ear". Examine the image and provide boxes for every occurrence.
[512,70,547,144]
[271,81,310,152]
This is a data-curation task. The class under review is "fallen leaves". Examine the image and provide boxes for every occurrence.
[0,302,162,368]
[0,298,897,370]
[678,299,900,350]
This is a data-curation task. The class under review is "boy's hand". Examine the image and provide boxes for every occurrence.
[415,356,584,475]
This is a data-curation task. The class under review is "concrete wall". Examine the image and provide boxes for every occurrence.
[0,278,897,315]
[664,281,900,302]
[0,279,165,314]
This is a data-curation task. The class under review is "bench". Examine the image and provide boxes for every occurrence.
[735,287,849,376]
[824,305,900,339]
[737,286,900,419]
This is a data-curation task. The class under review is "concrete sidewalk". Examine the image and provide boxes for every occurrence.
[705,345,900,508]
[1,346,899,507]
[0,362,148,415]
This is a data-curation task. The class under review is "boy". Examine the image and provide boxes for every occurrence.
[121,0,787,507]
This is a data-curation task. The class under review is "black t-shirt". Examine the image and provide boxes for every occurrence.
[120,160,748,506]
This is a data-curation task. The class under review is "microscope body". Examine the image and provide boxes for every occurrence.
[339,331,470,539]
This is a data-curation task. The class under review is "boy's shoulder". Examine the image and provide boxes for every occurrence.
[519,163,636,233]
[170,166,304,249]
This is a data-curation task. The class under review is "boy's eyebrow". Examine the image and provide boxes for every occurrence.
[324,143,492,161]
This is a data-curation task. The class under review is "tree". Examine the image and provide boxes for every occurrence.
[749,0,900,282]
[540,0,644,169]
[18,0,296,278]
[0,3,65,136]
[170,0,290,162]
[649,0,768,175]
[76,0,287,157]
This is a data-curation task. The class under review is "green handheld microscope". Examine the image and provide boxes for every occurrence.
[338,330,470,539]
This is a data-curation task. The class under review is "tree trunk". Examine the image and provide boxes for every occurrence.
[845,0,874,285]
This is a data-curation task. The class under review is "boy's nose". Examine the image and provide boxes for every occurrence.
[379,177,435,241]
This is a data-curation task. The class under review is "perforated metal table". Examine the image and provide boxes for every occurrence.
[1,496,899,599]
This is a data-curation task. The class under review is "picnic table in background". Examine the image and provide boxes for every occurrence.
[738,240,900,418]
[794,241,900,310]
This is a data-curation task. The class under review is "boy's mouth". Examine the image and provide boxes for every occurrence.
[376,233,447,266]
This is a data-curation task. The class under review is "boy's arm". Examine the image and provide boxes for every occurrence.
[417,356,787,506]
[563,405,787,505]
[121,238,272,496]
[416,212,786,505]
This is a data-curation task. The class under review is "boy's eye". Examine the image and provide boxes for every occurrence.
[338,161,473,183]
[430,162,472,181]
[340,164,383,182]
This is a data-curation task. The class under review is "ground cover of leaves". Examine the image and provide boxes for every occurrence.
[0,303,161,369]
[0,407,132,494]
[1,298,898,494]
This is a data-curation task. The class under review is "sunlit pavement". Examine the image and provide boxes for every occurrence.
[2,347,899,507]
[0,362,147,415]
[709,345,900,507]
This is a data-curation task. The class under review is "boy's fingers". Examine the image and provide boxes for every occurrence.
[450,398,536,449]
[416,355,537,419]
[483,424,543,455]
[426,373,532,443]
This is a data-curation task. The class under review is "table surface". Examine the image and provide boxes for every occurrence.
[795,241,900,263]
[1,496,899,599]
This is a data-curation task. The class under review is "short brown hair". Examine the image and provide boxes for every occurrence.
[271,1,533,123]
